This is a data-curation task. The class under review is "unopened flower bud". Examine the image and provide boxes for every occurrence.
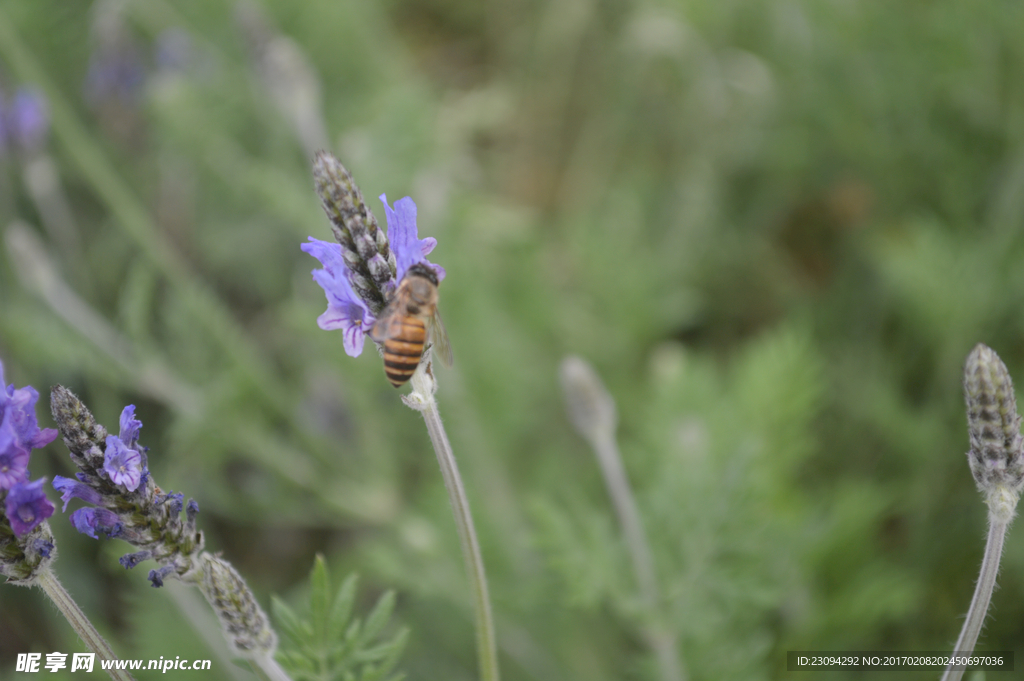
[199,554,276,656]
[560,356,617,444]
[963,344,1024,497]
[312,151,395,315]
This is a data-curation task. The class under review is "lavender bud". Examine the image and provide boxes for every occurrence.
[149,565,175,588]
[199,554,276,656]
[964,344,1024,508]
[312,151,396,315]
[559,356,618,444]
[119,550,151,569]
[50,386,108,469]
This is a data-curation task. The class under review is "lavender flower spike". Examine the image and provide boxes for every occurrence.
[50,386,201,579]
[303,152,447,359]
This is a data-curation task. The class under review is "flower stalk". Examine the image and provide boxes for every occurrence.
[36,568,136,681]
[49,387,285,680]
[560,356,685,681]
[303,152,498,680]
[404,363,500,681]
[942,344,1024,681]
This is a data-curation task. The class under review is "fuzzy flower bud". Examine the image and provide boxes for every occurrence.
[199,553,277,656]
[559,356,618,444]
[963,344,1024,508]
[312,151,395,315]
[50,385,107,469]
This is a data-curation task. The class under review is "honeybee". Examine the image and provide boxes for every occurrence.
[370,263,453,387]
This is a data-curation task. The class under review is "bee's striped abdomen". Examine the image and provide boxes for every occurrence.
[382,318,426,387]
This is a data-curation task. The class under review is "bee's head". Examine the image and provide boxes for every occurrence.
[406,263,440,286]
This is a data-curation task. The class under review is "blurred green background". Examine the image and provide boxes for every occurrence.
[1,0,1022,679]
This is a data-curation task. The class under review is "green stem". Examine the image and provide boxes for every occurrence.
[36,568,136,681]
[408,366,500,681]
[253,653,293,681]
[591,435,684,681]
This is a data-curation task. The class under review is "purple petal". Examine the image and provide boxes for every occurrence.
[302,238,375,357]
[380,195,445,283]
[70,507,121,540]
[6,478,55,537]
[103,435,143,492]
[52,475,103,511]
[118,405,143,447]
[0,423,30,490]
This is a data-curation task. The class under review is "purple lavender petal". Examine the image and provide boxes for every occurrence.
[148,565,176,587]
[0,418,30,490]
[70,507,121,540]
[118,405,142,447]
[380,195,445,283]
[5,478,55,536]
[103,435,143,492]
[0,360,58,452]
[52,475,103,511]
[302,238,375,357]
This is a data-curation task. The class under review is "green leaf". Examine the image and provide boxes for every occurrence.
[360,590,395,644]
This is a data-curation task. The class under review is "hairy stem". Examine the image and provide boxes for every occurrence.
[592,434,684,681]
[941,516,1008,681]
[36,568,136,681]
[407,366,500,681]
[252,653,293,681]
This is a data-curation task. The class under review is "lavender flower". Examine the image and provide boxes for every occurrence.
[301,237,374,356]
[50,389,202,586]
[6,88,49,152]
[199,554,277,654]
[302,152,445,356]
[0,358,57,533]
[69,507,122,540]
[0,425,30,490]
[50,387,279,661]
[0,360,58,465]
[103,435,143,491]
[0,358,58,582]
[5,479,55,537]
[52,476,102,510]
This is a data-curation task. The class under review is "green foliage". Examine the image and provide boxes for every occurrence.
[274,557,407,681]
[2,0,1024,678]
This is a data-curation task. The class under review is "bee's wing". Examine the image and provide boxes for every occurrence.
[429,308,454,368]
[369,304,402,343]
